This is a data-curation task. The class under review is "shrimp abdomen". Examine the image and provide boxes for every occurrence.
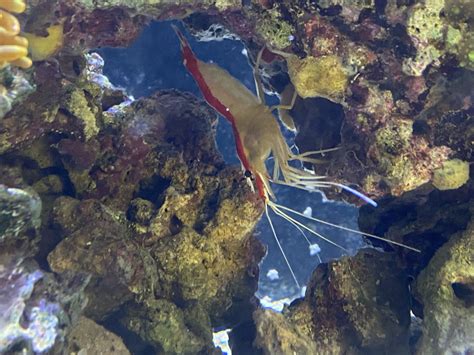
[196,61,260,116]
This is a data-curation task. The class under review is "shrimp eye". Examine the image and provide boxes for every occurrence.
[244,170,255,181]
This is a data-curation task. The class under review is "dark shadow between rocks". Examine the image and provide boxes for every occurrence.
[452,282,474,308]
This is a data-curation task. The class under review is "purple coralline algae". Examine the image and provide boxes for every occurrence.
[0,264,59,353]
[0,256,86,354]
[0,183,88,353]
[0,0,470,353]
[0,265,50,352]
[0,186,41,244]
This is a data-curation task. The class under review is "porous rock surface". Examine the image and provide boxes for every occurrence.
[414,217,474,354]
[255,249,412,354]
[1,34,263,352]
[0,0,472,353]
[66,316,130,355]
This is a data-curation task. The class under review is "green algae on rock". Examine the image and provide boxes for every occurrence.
[254,249,412,354]
[2,0,472,352]
[64,88,100,141]
[415,217,474,353]
[432,159,470,190]
[119,299,212,354]
[254,308,317,355]
[365,116,453,197]
[403,0,474,75]
[0,58,104,155]
[287,55,348,101]
[255,7,295,50]
[374,119,413,156]
[39,88,264,352]
[66,316,130,355]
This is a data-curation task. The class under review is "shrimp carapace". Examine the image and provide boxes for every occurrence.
[172,25,420,288]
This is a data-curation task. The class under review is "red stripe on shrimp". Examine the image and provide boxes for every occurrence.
[173,25,267,201]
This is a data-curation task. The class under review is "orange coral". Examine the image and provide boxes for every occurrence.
[0,0,31,69]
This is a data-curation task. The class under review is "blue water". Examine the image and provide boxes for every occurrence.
[97,20,364,303]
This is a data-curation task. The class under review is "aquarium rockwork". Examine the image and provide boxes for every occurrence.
[0,0,472,354]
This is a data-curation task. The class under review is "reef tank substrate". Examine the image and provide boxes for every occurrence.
[0,0,473,354]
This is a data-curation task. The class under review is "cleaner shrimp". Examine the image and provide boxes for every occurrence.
[172,25,419,288]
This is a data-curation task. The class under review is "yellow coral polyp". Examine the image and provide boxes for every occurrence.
[23,23,63,61]
[0,1,32,69]
[1,0,26,14]
[0,9,21,36]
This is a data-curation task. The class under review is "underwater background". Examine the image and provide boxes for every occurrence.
[0,1,472,354]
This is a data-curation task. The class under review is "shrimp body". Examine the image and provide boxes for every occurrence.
[172,25,419,288]
[173,27,306,202]
[194,62,283,194]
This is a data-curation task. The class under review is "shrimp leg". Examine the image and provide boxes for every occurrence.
[253,47,266,104]
[271,87,297,112]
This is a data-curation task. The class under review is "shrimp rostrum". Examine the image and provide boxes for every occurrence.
[172,25,419,287]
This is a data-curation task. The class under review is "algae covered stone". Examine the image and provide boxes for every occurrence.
[255,8,294,50]
[415,218,474,353]
[287,55,348,101]
[67,316,130,355]
[23,24,64,61]
[432,159,469,190]
[64,88,100,141]
[254,308,317,355]
[375,119,413,156]
[120,299,212,354]
[254,249,412,354]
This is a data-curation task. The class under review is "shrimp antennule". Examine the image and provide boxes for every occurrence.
[271,201,420,252]
[265,204,301,289]
[271,177,378,207]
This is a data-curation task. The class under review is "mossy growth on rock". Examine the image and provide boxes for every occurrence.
[375,119,413,156]
[254,249,412,354]
[121,299,212,354]
[63,88,100,141]
[255,8,294,50]
[24,23,64,61]
[287,55,348,101]
[415,217,474,353]
[432,158,470,190]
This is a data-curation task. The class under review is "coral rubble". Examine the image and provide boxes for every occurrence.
[0,0,472,353]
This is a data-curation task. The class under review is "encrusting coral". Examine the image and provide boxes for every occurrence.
[0,0,31,69]
[0,0,471,352]
[23,23,64,61]
[432,159,470,191]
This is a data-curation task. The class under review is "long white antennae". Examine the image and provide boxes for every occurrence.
[292,147,341,157]
[274,202,420,252]
[272,205,324,264]
[270,178,378,207]
[268,201,349,253]
[265,204,300,289]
